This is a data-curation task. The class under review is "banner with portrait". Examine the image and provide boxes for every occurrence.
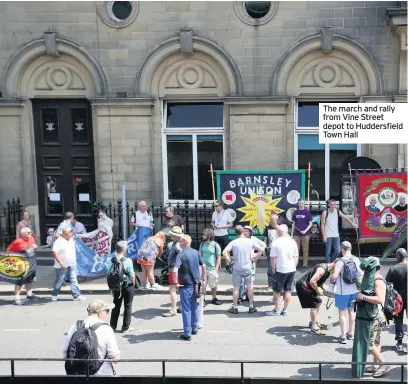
[0,247,36,285]
[216,170,305,233]
[356,171,407,241]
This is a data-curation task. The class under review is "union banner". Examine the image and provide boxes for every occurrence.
[356,171,407,241]
[0,247,36,284]
[216,170,305,233]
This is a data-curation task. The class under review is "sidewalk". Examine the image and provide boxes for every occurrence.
[0,263,393,296]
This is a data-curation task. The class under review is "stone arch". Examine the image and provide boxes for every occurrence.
[272,33,383,96]
[2,36,108,98]
[135,35,243,97]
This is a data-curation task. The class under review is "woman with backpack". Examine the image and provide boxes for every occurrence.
[329,241,362,344]
[137,232,166,290]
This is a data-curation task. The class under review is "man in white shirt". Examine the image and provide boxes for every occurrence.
[330,241,362,344]
[222,226,262,314]
[212,201,233,250]
[62,299,120,376]
[130,201,154,229]
[267,224,299,316]
[51,227,86,302]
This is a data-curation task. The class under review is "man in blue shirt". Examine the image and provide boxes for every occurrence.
[173,235,206,341]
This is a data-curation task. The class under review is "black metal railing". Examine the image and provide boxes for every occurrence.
[0,358,406,383]
[0,198,23,250]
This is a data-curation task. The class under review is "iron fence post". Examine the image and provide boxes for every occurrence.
[162,360,166,383]
[10,359,15,379]
[401,363,404,384]
[318,363,322,384]
[241,361,244,384]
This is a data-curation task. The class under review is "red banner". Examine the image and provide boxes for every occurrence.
[357,172,407,240]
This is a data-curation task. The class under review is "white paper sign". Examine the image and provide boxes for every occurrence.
[49,193,60,202]
[79,193,90,202]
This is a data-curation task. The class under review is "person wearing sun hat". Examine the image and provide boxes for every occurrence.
[163,226,184,317]
[62,299,120,376]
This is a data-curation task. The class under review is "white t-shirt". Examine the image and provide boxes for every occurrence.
[270,236,299,273]
[225,237,260,274]
[131,210,153,228]
[52,237,76,268]
[212,210,233,237]
[62,316,120,376]
[334,254,362,295]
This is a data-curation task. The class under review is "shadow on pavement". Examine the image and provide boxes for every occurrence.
[267,325,339,346]
[133,307,169,320]
[0,298,49,307]
[123,330,183,344]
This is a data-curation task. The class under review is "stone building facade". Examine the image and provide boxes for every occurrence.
[0,1,406,240]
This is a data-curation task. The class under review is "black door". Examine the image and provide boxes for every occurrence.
[33,99,96,244]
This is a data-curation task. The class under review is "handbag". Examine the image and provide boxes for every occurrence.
[183,254,202,299]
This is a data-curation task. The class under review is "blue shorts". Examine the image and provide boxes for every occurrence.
[335,293,357,310]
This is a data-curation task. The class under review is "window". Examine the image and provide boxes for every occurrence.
[163,103,224,201]
[111,1,132,20]
[295,101,359,201]
[244,2,271,19]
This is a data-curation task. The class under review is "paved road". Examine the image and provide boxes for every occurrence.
[0,293,406,380]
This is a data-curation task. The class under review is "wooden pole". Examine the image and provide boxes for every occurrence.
[307,162,311,209]
[209,163,216,205]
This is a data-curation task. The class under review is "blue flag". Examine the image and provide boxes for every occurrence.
[127,227,153,261]
[75,237,113,277]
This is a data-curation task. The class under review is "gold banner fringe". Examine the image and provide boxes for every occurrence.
[358,237,391,244]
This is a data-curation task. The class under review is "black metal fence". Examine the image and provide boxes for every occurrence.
[0,198,23,250]
[0,358,406,383]
[0,198,396,257]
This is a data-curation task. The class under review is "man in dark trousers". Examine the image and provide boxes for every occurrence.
[386,248,408,353]
[173,235,206,341]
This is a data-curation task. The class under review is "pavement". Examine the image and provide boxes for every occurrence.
[0,262,395,296]
[0,294,406,380]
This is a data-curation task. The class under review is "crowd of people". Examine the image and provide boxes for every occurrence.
[3,199,407,378]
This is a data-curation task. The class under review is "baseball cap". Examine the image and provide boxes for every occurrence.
[87,300,114,314]
[341,241,352,250]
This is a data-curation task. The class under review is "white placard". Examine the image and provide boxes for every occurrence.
[319,103,407,144]
[79,193,90,202]
[49,193,60,202]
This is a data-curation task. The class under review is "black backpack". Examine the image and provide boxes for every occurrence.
[65,321,108,376]
[107,257,125,291]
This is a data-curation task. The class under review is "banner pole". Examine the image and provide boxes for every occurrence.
[307,162,311,209]
[122,184,127,240]
[210,163,216,205]
[348,163,360,257]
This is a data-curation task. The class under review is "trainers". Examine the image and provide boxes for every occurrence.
[177,307,182,314]
[309,321,320,329]
[122,327,135,333]
[338,336,347,344]
[265,287,273,292]
[211,297,221,305]
[142,284,151,290]
[311,327,322,335]
[266,309,281,316]
[14,298,22,306]
[150,284,163,290]
[346,333,354,340]
[73,296,86,301]
[249,306,257,314]
[179,334,191,341]
[51,296,58,302]
[372,365,390,378]
[228,307,238,314]
[192,330,198,335]
[237,298,242,305]
[281,310,288,316]
[27,294,40,300]
[162,311,177,318]
[395,343,407,353]
[198,324,203,329]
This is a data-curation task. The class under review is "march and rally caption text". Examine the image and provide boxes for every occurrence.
[318,103,407,144]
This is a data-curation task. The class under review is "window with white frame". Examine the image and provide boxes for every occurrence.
[163,103,224,201]
[294,101,360,202]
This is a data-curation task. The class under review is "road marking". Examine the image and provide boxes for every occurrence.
[4,329,40,332]
[135,329,239,334]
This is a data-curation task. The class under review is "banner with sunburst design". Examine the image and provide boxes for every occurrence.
[216,170,305,233]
